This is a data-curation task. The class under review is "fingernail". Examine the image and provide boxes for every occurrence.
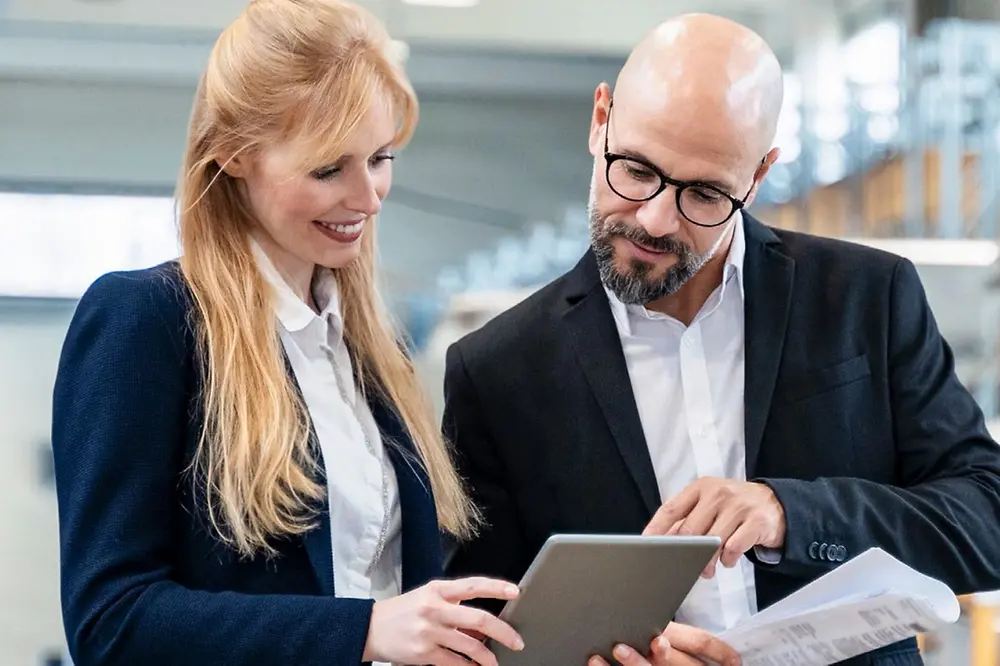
[513,636,524,651]
[655,637,670,652]
[506,584,520,596]
[614,644,632,659]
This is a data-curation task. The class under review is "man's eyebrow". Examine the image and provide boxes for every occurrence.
[613,147,737,193]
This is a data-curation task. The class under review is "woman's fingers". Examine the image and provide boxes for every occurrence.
[436,603,524,653]
[441,629,501,666]
[436,577,520,603]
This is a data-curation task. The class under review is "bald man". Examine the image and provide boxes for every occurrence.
[443,14,1000,666]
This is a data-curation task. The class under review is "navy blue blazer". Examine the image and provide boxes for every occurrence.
[51,261,444,666]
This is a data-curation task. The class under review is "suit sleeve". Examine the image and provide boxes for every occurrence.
[52,273,374,666]
[441,342,530,614]
[755,258,1000,591]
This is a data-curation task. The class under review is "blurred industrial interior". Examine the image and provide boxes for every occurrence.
[4,0,1000,662]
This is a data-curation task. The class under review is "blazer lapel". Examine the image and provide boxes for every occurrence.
[286,350,442,596]
[561,252,661,516]
[368,394,443,592]
[281,351,337,596]
[741,216,795,478]
[300,478,336,596]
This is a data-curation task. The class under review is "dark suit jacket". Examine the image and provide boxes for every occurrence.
[52,262,443,666]
[443,215,1000,666]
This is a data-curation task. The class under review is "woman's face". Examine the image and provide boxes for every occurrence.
[234,100,397,286]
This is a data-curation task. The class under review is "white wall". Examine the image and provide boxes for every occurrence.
[0,78,596,299]
[0,302,74,666]
[5,0,790,56]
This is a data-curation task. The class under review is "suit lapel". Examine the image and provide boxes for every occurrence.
[741,216,795,478]
[281,352,338,596]
[368,395,443,592]
[286,348,442,596]
[286,344,443,597]
[300,484,337,595]
[561,253,661,516]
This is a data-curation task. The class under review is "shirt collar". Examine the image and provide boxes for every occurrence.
[249,237,342,335]
[726,212,747,299]
[605,214,746,336]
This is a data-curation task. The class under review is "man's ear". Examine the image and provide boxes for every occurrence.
[588,82,613,158]
[744,148,780,208]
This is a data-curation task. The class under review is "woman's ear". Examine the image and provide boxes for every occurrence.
[217,145,253,179]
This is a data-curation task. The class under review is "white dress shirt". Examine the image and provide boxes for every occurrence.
[605,219,758,634]
[252,243,403,624]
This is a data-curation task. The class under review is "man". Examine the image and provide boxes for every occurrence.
[442,12,1000,666]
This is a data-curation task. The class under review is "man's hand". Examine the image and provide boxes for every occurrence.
[643,478,786,577]
[588,622,741,666]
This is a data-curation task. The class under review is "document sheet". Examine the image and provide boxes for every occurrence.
[717,548,960,666]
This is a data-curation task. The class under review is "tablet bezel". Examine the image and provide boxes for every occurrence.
[491,533,722,665]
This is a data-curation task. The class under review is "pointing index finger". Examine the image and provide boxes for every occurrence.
[439,577,520,602]
[643,485,700,536]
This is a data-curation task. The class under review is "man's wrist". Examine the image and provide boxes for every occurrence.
[752,479,788,549]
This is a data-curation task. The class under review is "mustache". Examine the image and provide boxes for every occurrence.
[601,220,690,255]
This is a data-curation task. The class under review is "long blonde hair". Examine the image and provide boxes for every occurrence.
[177,0,477,558]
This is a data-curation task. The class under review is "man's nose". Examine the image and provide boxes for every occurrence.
[634,190,683,237]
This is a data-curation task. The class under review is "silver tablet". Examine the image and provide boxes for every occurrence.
[491,533,721,665]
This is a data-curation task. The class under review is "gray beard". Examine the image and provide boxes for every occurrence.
[588,208,716,306]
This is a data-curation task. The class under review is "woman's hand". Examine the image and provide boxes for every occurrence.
[363,577,524,665]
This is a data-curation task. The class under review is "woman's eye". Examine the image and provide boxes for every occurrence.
[311,166,340,180]
[312,152,394,180]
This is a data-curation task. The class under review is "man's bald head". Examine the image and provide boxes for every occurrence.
[585,13,784,307]
[615,13,783,158]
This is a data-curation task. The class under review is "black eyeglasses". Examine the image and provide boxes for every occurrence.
[603,100,756,228]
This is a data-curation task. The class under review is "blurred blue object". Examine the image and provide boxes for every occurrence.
[403,294,446,352]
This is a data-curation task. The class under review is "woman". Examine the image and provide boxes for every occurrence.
[50,1,523,664]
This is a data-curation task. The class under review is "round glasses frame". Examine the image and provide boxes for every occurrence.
[603,100,758,228]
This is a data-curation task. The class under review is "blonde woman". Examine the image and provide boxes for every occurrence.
[50,1,524,664]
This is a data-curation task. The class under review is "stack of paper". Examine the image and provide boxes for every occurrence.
[718,548,961,666]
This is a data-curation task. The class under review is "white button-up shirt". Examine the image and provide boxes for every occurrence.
[606,219,758,633]
[252,242,403,617]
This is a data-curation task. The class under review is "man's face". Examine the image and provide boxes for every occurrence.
[586,87,772,305]
[588,168,736,305]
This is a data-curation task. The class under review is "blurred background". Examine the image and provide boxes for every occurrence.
[3,0,1000,663]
